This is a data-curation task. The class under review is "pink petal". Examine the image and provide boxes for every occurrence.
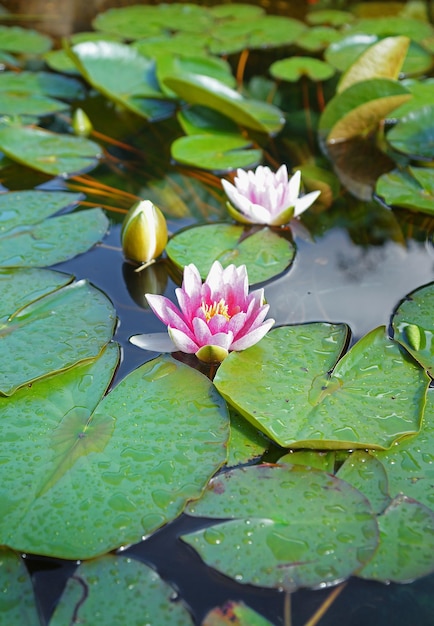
[231,318,275,350]
[168,327,199,353]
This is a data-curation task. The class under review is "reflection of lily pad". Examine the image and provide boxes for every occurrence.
[166,223,295,285]
[0,122,101,176]
[183,464,378,591]
[214,324,429,449]
[0,268,116,395]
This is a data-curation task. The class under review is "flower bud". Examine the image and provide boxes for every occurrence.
[72,108,93,137]
[121,200,168,264]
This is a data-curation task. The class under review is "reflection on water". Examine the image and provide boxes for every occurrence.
[266,228,434,342]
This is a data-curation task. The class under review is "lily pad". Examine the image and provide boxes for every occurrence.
[270,57,335,82]
[0,122,101,176]
[0,70,85,100]
[0,208,108,268]
[390,79,434,119]
[171,134,262,172]
[279,450,336,473]
[163,73,285,135]
[0,548,41,625]
[392,281,434,377]
[227,405,270,468]
[0,25,52,54]
[358,495,434,583]
[0,352,228,558]
[373,390,434,513]
[295,26,343,53]
[337,451,391,515]
[375,167,434,215]
[50,555,194,625]
[345,17,434,45]
[0,268,116,395]
[177,106,240,136]
[0,190,82,233]
[337,36,410,93]
[306,9,355,27]
[214,324,429,449]
[166,223,295,285]
[157,54,235,97]
[319,78,411,143]
[69,41,176,121]
[183,464,378,591]
[385,105,434,160]
[325,34,378,72]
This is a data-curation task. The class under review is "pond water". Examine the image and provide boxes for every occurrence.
[1,1,434,625]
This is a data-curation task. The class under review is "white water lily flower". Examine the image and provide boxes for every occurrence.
[222,164,321,226]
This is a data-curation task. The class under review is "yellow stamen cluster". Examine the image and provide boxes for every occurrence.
[201,298,231,322]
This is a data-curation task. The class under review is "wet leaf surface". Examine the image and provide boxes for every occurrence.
[166,223,295,285]
[0,548,41,625]
[386,105,434,160]
[183,464,378,591]
[50,554,194,625]
[214,325,428,449]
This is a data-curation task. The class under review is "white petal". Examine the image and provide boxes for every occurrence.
[294,190,321,217]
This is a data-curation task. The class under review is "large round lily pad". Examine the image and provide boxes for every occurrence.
[214,324,429,449]
[0,351,229,558]
[166,223,295,285]
[375,167,434,215]
[171,134,262,172]
[183,464,378,591]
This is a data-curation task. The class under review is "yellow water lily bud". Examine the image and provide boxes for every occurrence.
[72,108,93,137]
[121,200,168,265]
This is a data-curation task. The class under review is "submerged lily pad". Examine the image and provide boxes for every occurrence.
[214,324,429,449]
[0,122,101,176]
[0,352,228,558]
[392,281,434,377]
[203,601,275,626]
[0,268,116,395]
[50,555,194,625]
[183,464,378,591]
[166,223,295,285]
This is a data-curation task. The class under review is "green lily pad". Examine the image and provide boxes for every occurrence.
[227,405,270,468]
[69,41,175,121]
[337,451,391,514]
[392,281,434,376]
[0,207,108,268]
[214,324,429,449]
[319,78,411,143]
[0,548,41,625]
[163,73,285,135]
[0,92,67,117]
[0,352,228,558]
[209,4,264,20]
[345,16,434,45]
[0,25,52,54]
[306,9,355,27]
[386,105,434,160]
[375,167,434,214]
[325,34,378,72]
[0,268,116,395]
[171,134,262,172]
[183,464,378,591]
[0,190,82,233]
[157,54,235,97]
[0,122,101,176]
[295,26,343,53]
[177,106,240,136]
[373,390,434,513]
[270,57,335,82]
[358,495,434,583]
[0,70,85,100]
[50,555,194,625]
[203,601,274,626]
[166,223,295,285]
[44,32,123,74]
[337,36,410,93]
[390,78,434,119]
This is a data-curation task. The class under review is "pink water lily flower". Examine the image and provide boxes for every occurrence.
[221,164,321,226]
[145,261,275,364]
